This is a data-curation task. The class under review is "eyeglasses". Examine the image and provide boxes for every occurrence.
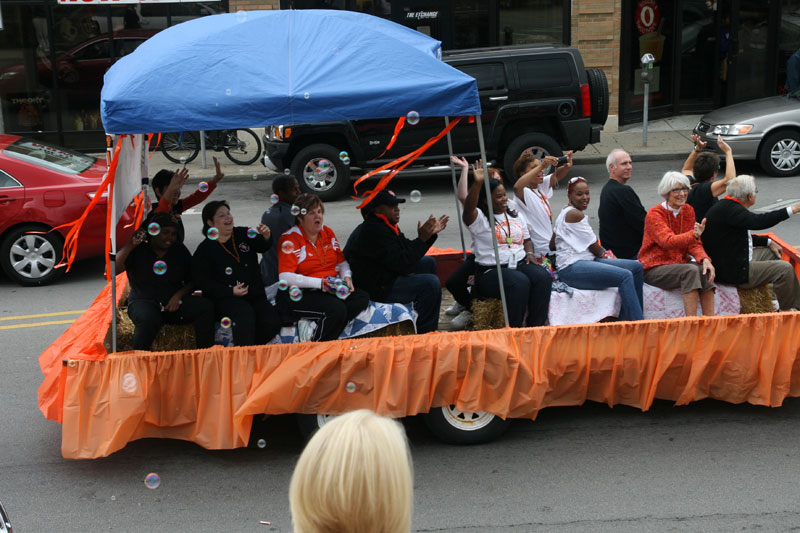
[670,187,690,194]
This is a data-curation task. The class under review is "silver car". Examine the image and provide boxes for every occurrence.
[694,95,800,176]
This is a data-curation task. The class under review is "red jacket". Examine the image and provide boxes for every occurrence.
[638,203,709,270]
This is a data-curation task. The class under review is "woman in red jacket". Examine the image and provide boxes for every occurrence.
[639,171,717,316]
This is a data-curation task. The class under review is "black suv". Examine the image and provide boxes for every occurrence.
[262,44,608,201]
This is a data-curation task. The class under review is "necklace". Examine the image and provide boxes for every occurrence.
[218,231,241,263]
[495,212,514,245]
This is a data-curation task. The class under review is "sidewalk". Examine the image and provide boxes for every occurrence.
[138,115,703,182]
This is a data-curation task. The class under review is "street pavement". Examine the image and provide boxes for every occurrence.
[2,143,800,530]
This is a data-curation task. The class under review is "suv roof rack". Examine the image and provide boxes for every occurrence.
[443,43,567,58]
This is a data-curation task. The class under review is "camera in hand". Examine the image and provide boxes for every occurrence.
[555,155,569,167]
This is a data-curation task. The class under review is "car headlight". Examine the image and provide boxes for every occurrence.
[0,71,18,80]
[711,123,753,135]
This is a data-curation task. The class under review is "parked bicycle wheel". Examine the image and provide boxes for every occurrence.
[223,128,262,165]
[161,131,200,164]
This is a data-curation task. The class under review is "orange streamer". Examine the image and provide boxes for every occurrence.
[147,133,161,159]
[371,116,406,160]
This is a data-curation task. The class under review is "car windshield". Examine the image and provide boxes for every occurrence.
[3,138,96,174]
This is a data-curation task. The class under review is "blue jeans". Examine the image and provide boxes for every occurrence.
[384,256,442,333]
[558,258,644,321]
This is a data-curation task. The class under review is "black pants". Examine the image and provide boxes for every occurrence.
[127,295,215,350]
[445,253,476,308]
[279,288,370,341]
[475,261,552,327]
[215,296,280,346]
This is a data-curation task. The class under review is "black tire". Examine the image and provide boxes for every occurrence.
[502,132,562,185]
[161,131,200,164]
[586,67,609,125]
[0,224,66,286]
[223,128,262,166]
[296,413,338,437]
[291,143,352,202]
[424,406,510,445]
[758,129,800,177]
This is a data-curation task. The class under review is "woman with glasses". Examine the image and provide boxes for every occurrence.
[553,177,644,321]
[638,171,716,316]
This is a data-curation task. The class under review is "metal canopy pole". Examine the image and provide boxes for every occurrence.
[475,115,510,327]
[444,116,467,260]
[109,148,118,354]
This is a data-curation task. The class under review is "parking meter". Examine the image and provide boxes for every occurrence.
[641,53,655,147]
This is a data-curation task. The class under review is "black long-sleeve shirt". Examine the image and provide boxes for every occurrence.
[598,179,647,259]
[192,227,271,302]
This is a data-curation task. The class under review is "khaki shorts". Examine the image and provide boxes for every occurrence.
[644,262,715,294]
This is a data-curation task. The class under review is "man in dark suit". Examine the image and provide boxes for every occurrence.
[598,149,647,259]
[702,175,800,311]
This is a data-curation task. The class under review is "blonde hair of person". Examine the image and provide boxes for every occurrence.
[289,410,413,533]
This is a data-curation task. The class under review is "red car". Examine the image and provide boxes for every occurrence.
[0,134,135,286]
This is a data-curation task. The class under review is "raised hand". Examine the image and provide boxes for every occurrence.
[166,167,189,201]
[450,155,468,168]
[541,155,560,167]
[131,229,147,246]
[417,215,438,242]
[716,135,731,154]
[256,223,270,239]
[210,156,225,185]
[694,218,707,239]
[691,133,708,151]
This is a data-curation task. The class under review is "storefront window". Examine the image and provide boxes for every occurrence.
[779,0,800,92]
[453,0,489,49]
[498,0,563,46]
[0,4,57,141]
[352,0,391,17]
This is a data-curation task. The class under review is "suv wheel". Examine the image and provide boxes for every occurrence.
[503,133,561,184]
[586,68,610,125]
[423,406,510,445]
[291,144,352,201]
[758,129,800,177]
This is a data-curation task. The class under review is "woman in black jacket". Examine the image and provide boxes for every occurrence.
[193,200,280,346]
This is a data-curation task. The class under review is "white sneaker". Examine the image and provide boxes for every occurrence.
[450,310,472,330]
[297,318,317,342]
[445,301,467,316]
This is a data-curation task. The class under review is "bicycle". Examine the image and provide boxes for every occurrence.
[159,129,262,166]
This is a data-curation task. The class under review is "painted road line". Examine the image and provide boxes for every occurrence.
[0,310,85,322]
[754,199,800,213]
[0,319,76,330]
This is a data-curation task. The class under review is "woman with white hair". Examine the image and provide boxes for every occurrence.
[289,410,413,533]
[638,171,716,316]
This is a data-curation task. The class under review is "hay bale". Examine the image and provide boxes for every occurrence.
[471,299,505,330]
[114,307,197,352]
[353,320,416,338]
[738,284,777,314]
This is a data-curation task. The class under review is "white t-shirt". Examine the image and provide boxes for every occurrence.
[467,208,529,267]
[554,205,597,270]
[511,174,554,257]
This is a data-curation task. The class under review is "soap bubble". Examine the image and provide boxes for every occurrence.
[207,227,219,240]
[225,267,232,275]
[257,439,266,449]
[198,182,209,193]
[270,194,279,204]
[225,88,232,96]
[336,285,350,299]
[236,9,247,22]
[284,168,291,175]
[278,279,289,291]
[247,228,258,239]
[303,92,310,99]
[289,286,303,302]
[144,473,160,489]
[281,241,295,254]
[346,382,356,393]
[290,205,301,216]
[406,110,420,125]
[300,208,307,215]
[252,173,258,180]
[179,156,187,165]
[220,317,232,328]
[121,372,137,393]
[342,156,350,165]
[339,151,349,161]
[318,160,330,171]
[409,190,422,203]
[153,260,167,275]
[147,222,160,236]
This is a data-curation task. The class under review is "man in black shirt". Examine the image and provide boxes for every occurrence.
[683,134,736,222]
[259,174,300,288]
[117,213,215,350]
[348,191,448,333]
[598,149,646,259]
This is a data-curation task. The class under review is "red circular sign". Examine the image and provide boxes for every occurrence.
[635,0,661,35]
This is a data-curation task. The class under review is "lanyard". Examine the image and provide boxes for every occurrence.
[495,212,514,245]
[533,189,552,219]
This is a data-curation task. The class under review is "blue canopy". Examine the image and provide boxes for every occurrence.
[100,10,481,134]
